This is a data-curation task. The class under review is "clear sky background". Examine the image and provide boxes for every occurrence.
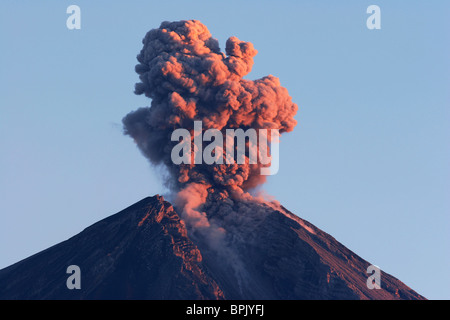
[0,1,448,299]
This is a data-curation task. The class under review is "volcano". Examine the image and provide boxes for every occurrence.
[0,195,424,300]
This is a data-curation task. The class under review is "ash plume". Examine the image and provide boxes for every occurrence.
[122,20,298,233]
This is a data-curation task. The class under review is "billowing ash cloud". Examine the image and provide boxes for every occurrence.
[123,20,298,230]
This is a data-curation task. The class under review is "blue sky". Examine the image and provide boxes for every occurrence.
[0,1,448,299]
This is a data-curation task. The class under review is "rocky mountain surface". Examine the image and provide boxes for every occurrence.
[0,195,425,300]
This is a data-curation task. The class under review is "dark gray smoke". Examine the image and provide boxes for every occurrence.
[122,21,299,272]
[123,20,298,200]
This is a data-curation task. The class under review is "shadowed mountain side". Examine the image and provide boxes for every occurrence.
[0,196,223,299]
[193,197,425,300]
